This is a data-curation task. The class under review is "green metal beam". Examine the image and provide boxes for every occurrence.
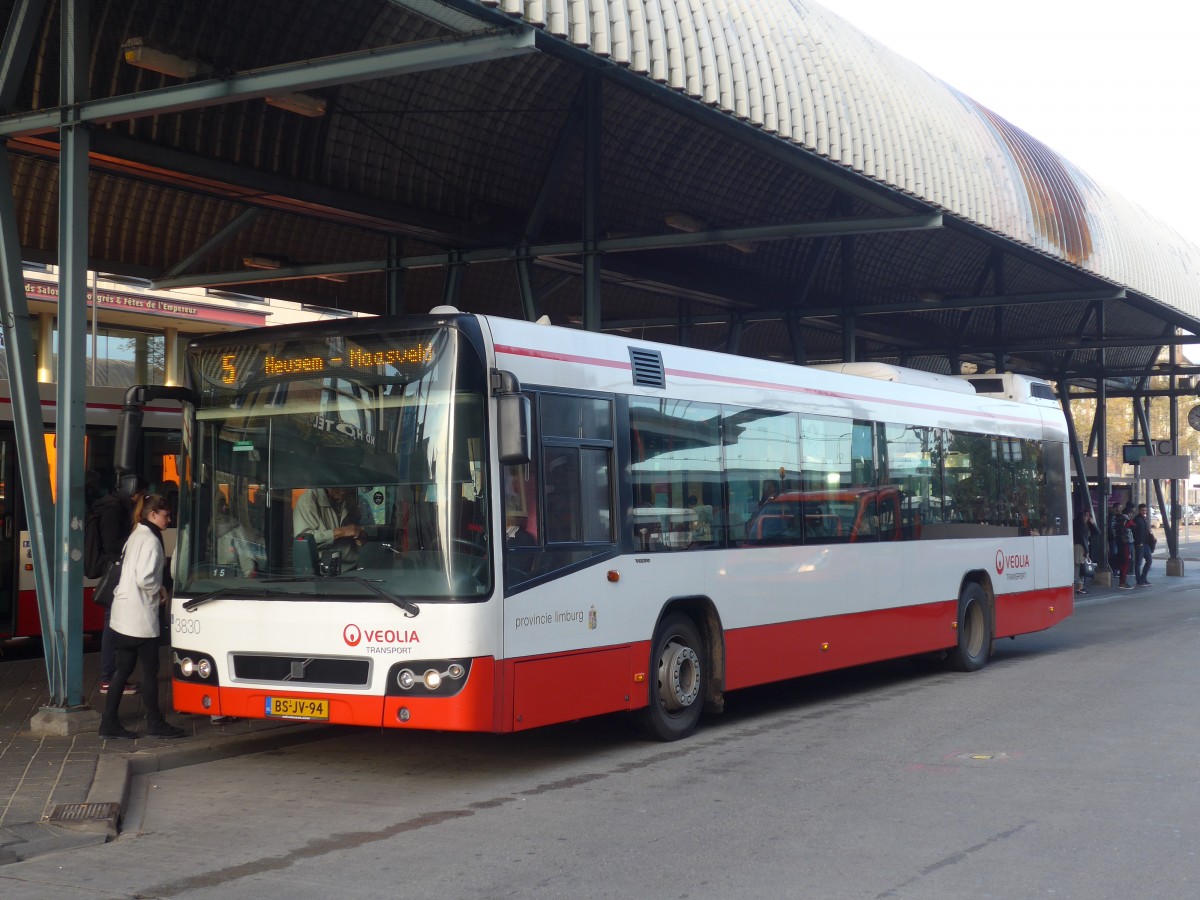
[0,30,537,137]
[150,213,944,291]
[0,0,46,109]
[0,154,56,686]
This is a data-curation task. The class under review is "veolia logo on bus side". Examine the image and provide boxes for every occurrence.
[995,549,1030,576]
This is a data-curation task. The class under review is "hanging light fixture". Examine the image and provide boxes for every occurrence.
[265,91,328,118]
[121,37,211,79]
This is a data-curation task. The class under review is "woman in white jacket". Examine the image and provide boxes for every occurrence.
[98,493,185,739]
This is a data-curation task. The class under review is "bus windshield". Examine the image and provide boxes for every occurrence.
[174,325,491,604]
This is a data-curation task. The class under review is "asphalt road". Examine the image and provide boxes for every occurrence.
[3,578,1200,899]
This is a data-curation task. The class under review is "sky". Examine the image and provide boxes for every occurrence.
[813,0,1200,249]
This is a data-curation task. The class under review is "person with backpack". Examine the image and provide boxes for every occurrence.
[88,476,148,693]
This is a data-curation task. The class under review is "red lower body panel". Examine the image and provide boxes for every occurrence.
[503,645,650,731]
[3,588,106,639]
[994,585,1073,638]
[724,600,957,691]
[171,586,1070,733]
[173,657,499,731]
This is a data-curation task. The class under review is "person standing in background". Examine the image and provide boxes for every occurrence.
[1072,508,1098,595]
[1131,503,1154,586]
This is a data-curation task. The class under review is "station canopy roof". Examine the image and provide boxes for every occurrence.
[4,0,1200,387]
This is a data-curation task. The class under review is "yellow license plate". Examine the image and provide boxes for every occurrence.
[265,696,329,720]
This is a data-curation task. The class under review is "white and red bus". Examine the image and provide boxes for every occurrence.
[129,310,1072,740]
[0,382,180,640]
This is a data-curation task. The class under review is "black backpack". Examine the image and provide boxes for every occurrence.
[83,509,106,578]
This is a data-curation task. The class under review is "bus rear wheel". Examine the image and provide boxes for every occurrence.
[948,583,992,672]
[637,613,705,741]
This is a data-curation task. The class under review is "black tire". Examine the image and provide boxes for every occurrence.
[947,583,992,672]
[636,613,705,741]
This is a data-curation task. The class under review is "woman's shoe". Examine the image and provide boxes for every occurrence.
[146,722,185,739]
[99,723,137,739]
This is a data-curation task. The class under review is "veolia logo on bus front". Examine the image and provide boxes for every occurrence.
[343,623,420,649]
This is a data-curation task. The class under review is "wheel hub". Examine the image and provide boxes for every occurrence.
[659,640,700,712]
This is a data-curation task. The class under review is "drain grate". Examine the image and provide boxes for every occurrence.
[47,802,119,824]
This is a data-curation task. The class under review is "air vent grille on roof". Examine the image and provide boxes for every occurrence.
[629,347,665,388]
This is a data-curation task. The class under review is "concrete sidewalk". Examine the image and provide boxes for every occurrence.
[0,645,337,865]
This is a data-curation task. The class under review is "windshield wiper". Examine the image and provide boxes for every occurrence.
[261,575,420,617]
[182,587,293,611]
[343,577,420,617]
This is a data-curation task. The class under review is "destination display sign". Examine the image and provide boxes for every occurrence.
[196,328,446,393]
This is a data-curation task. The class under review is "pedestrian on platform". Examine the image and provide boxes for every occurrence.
[98,493,185,740]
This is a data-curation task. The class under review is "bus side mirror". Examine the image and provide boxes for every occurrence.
[115,384,197,496]
[492,369,531,466]
[498,392,531,466]
[115,405,145,496]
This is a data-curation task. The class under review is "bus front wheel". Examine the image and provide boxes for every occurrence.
[948,583,992,672]
[637,613,705,741]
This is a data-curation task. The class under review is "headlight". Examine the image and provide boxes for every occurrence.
[385,659,472,697]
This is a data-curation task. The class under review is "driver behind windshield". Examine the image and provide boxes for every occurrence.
[294,487,369,566]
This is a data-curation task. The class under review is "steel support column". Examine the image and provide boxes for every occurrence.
[1168,354,1183,574]
[840,235,855,362]
[441,251,464,307]
[52,0,90,707]
[581,72,601,333]
[788,316,807,365]
[1132,390,1173,561]
[1061,383,1093,525]
[515,257,538,322]
[726,317,744,355]
[0,153,55,673]
[386,235,405,316]
[1095,302,1112,586]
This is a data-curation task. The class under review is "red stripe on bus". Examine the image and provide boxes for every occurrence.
[493,344,1041,425]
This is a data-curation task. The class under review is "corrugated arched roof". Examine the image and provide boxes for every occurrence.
[481,0,1200,317]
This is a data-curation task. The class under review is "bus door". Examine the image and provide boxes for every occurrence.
[0,431,17,636]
